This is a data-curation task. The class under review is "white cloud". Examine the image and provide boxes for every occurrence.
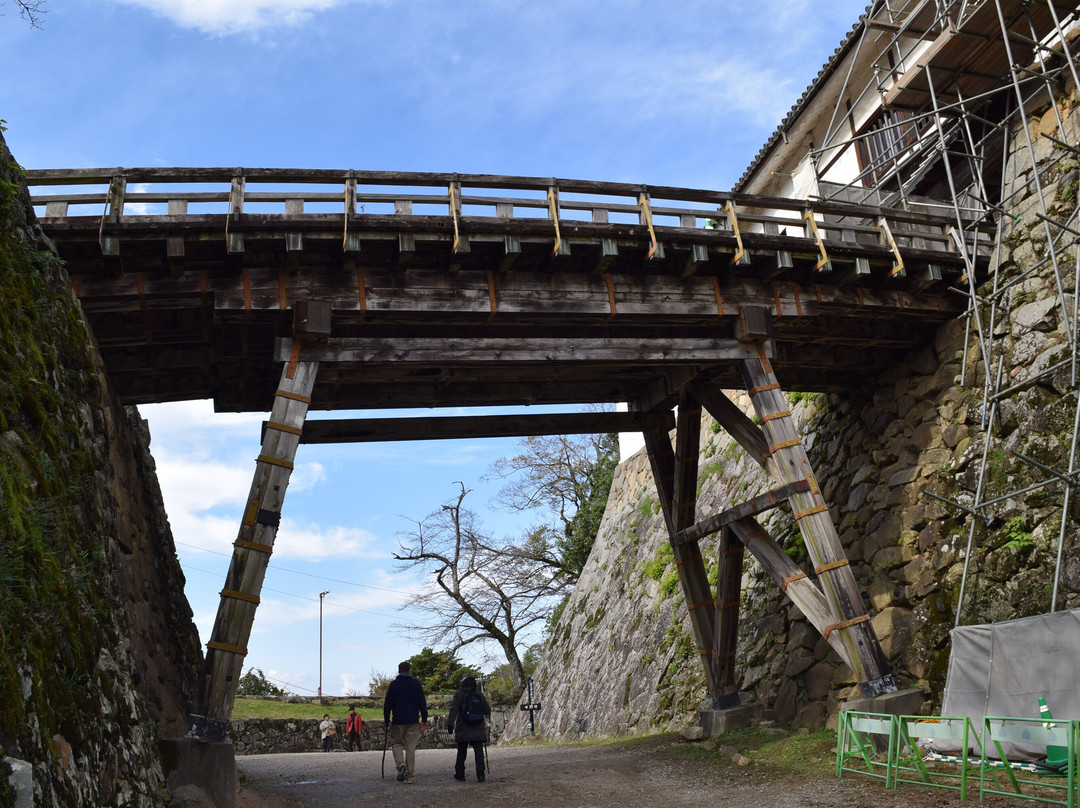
[108,0,349,35]
[290,461,327,491]
[273,518,380,560]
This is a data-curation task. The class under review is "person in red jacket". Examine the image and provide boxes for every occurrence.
[344,705,363,751]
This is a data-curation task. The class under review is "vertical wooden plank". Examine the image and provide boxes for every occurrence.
[343,178,362,254]
[99,175,125,257]
[395,199,415,264]
[643,393,720,701]
[285,198,304,262]
[227,174,245,254]
[712,526,743,705]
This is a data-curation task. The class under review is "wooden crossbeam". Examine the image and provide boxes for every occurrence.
[290,410,674,444]
[672,479,812,546]
[274,336,762,365]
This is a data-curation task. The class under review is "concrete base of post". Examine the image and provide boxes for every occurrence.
[159,737,235,808]
[840,687,924,718]
[840,688,924,753]
[699,703,764,737]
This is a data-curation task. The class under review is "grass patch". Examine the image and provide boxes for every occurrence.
[673,726,838,778]
[231,699,384,721]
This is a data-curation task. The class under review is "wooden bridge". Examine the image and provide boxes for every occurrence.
[27,168,986,739]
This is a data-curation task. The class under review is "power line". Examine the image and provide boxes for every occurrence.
[182,564,400,619]
[175,540,413,595]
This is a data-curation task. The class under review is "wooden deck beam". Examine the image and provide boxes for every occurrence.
[292,410,674,444]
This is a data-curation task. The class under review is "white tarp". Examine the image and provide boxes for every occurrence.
[926,608,1080,760]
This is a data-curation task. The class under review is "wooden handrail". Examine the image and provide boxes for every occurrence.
[23,166,964,256]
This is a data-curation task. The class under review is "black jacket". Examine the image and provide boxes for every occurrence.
[383,674,428,725]
[448,684,490,743]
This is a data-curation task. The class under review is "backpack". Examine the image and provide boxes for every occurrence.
[459,691,486,726]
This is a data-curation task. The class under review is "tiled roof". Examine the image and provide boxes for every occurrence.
[734,3,876,191]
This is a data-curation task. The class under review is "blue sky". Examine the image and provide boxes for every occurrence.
[2,0,868,698]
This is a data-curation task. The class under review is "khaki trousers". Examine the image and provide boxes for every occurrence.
[389,723,421,777]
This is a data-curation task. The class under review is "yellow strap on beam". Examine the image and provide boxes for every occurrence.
[234,539,273,554]
[547,187,564,257]
[207,640,248,655]
[274,389,312,404]
[781,571,808,591]
[793,504,831,520]
[638,192,661,260]
[877,217,906,278]
[257,454,295,470]
[814,559,850,575]
[449,182,465,254]
[266,421,303,436]
[802,209,831,271]
[759,410,792,424]
[823,613,869,640]
[724,201,748,266]
[220,589,261,604]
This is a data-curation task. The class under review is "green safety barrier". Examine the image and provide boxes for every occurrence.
[980,715,1078,808]
[836,710,895,788]
[891,714,982,801]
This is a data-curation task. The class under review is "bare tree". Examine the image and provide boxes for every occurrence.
[4,0,48,28]
[393,483,563,691]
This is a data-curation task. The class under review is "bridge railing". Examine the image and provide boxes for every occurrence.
[24,167,959,255]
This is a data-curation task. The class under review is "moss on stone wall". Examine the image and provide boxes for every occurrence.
[0,128,200,806]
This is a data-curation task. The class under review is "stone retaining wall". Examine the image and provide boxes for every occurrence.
[230,711,512,755]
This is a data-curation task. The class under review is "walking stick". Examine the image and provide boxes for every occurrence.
[380,725,389,778]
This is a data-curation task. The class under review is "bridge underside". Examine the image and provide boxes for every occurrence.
[38,191,973,412]
[29,170,986,736]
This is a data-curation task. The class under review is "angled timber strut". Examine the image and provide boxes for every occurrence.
[24,168,987,734]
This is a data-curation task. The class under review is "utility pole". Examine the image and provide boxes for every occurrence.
[318,590,330,700]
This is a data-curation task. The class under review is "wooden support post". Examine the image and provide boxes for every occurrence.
[99,174,125,257]
[227,174,245,255]
[395,199,416,266]
[166,199,187,269]
[496,202,520,271]
[343,178,362,254]
[738,343,894,697]
[712,526,743,707]
[285,198,304,271]
[641,391,720,702]
[189,315,325,740]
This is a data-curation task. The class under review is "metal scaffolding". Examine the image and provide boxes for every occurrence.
[809,0,1080,624]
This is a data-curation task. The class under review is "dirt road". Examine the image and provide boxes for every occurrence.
[234,734,1016,807]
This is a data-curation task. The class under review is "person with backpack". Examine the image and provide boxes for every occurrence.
[447,675,490,782]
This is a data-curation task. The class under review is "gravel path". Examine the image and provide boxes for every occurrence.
[234,736,1023,808]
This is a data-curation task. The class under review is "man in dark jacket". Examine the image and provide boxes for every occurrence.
[383,661,428,783]
[447,675,490,782]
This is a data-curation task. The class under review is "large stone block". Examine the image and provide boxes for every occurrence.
[699,703,764,738]
[159,737,235,808]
